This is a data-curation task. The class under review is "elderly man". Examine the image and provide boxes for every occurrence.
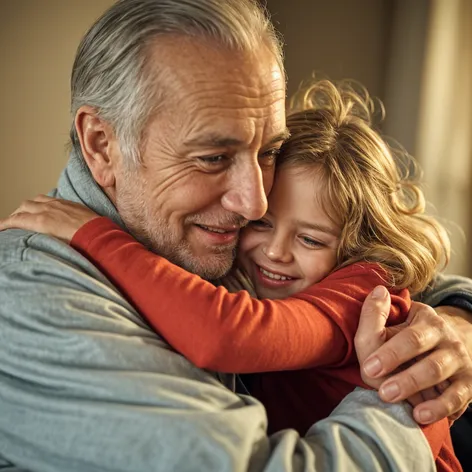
[1,1,472,471]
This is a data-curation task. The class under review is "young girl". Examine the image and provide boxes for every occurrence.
[9,80,459,469]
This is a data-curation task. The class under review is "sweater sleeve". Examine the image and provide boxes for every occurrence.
[71,217,410,373]
[415,272,472,313]
[0,230,437,472]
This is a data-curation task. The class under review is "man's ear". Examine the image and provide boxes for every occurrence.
[74,105,120,189]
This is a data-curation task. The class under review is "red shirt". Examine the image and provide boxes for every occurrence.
[71,217,462,471]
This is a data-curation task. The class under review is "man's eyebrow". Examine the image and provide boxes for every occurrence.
[183,128,290,148]
[265,128,291,146]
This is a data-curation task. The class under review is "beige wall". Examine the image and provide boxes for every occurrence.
[1,0,392,217]
[2,1,468,275]
[267,0,393,99]
[0,0,114,216]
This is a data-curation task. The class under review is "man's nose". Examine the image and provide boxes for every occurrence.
[263,235,293,264]
[221,158,270,221]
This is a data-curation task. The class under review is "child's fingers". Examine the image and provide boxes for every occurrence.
[0,208,54,234]
[32,194,56,203]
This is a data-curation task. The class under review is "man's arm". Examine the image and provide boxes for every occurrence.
[0,232,435,472]
[1,201,471,425]
[420,272,472,355]
[416,272,472,310]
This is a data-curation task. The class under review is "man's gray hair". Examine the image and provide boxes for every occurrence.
[70,0,284,166]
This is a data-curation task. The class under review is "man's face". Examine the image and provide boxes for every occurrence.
[113,38,286,279]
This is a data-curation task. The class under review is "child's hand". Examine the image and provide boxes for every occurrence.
[355,286,472,425]
[0,195,100,243]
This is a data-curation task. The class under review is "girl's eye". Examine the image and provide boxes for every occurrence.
[300,236,324,248]
[249,219,271,229]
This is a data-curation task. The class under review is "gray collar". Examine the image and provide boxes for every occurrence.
[51,148,125,229]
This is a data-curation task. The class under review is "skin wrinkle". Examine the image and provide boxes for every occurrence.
[184,84,285,102]
[175,94,284,138]
[159,39,285,116]
[181,92,286,117]
[104,37,286,279]
[181,78,284,97]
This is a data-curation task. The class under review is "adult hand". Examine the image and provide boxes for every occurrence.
[355,286,472,424]
[435,305,472,367]
[0,195,99,243]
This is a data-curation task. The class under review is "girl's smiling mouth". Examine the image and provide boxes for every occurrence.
[254,262,299,288]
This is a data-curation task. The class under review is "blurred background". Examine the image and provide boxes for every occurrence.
[1,0,471,276]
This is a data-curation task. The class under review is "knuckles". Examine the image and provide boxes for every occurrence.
[423,356,447,379]
[450,340,471,364]
[416,306,448,330]
[405,328,429,351]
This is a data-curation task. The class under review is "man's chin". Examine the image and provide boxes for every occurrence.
[170,248,235,281]
[195,254,235,280]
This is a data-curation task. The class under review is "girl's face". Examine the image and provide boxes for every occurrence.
[238,166,341,299]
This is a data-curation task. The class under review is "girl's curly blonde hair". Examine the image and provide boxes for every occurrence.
[281,79,450,294]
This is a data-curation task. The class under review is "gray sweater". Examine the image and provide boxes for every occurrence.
[1,150,470,471]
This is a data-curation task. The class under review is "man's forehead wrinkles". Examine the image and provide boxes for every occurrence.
[177,102,285,130]
[180,72,284,93]
[184,104,283,116]
[181,90,286,117]
[183,87,285,105]
[180,66,280,83]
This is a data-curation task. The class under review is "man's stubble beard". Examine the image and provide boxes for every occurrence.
[114,173,236,280]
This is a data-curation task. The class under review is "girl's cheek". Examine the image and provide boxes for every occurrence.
[239,228,259,254]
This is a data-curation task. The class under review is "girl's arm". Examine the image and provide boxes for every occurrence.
[71,217,408,373]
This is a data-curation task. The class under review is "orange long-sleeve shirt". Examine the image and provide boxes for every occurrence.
[71,217,461,471]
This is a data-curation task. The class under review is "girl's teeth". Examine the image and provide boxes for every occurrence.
[259,267,292,281]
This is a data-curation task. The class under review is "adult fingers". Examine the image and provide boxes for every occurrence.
[412,379,472,424]
[406,391,427,408]
[377,347,463,403]
[354,286,391,388]
[360,303,447,379]
[435,380,451,394]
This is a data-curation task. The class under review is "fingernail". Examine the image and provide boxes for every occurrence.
[380,382,400,401]
[372,286,388,299]
[418,409,434,424]
[364,357,382,377]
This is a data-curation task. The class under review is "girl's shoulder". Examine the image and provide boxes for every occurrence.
[326,262,388,283]
[319,262,410,308]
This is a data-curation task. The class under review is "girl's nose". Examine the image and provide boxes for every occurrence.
[262,237,293,264]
